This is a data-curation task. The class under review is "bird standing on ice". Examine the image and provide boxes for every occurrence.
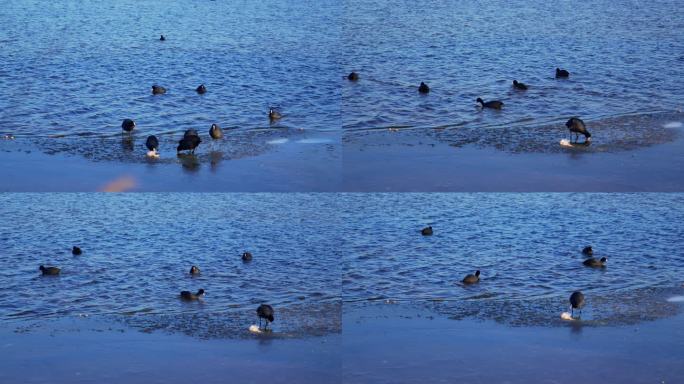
[256,304,275,330]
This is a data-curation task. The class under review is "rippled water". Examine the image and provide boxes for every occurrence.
[342,0,684,144]
[0,194,341,336]
[341,194,684,323]
[0,0,341,161]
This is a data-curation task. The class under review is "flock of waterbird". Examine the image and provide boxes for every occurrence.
[122,36,591,160]
[119,35,284,159]
[38,247,275,332]
[347,67,593,145]
[121,82,282,159]
[421,225,605,319]
[37,224,605,332]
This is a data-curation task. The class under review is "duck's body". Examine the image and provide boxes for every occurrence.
[180,289,205,301]
[145,135,159,152]
[177,135,201,154]
[121,119,136,133]
[582,246,593,256]
[72,246,82,255]
[347,72,359,81]
[184,129,199,139]
[583,257,607,268]
[257,304,275,329]
[462,270,480,284]
[209,124,223,140]
[556,68,570,78]
[152,85,166,95]
[242,252,253,262]
[421,226,433,236]
[512,80,528,90]
[269,108,282,121]
[569,291,585,316]
[39,265,60,275]
[189,266,201,275]
[566,117,591,143]
[196,84,207,94]
[476,98,504,109]
[418,82,430,94]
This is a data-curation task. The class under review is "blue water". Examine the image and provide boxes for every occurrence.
[0,194,340,333]
[342,0,684,139]
[0,193,682,331]
[0,0,341,161]
[342,193,684,324]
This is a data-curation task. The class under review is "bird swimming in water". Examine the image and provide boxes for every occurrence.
[196,84,207,94]
[462,270,480,284]
[39,265,60,275]
[421,226,433,236]
[72,246,82,255]
[512,80,528,90]
[269,108,282,121]
[556,68,570,78]
[189,266,201,275]
[121,119,136,133]
[565,117,591,143]
[242,252,253,262]
[256,304,275,330]
[152,85,166,95]
[160,35,166,41]
[582,246,593,256]
[418,82,430,94]
[347,72,359,81]
[583,257,607,268]
[177,135,201,154]
[569,291,585,317]
[476,98,504,109]
[209,124,223,140]
[180,289,205,301]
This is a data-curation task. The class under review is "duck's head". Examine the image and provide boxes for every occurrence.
[475,270,481,277]
[197,289,205,296]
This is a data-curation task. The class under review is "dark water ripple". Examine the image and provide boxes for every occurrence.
[342,0,684,144]
[0,194,341,326]
[341,193,684,323]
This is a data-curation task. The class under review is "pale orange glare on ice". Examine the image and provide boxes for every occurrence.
[99,176,137,192]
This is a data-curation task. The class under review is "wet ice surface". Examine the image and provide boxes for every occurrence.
[119,301,341,339]
[345,111,682,154]
[0,127,338,165]
[348,286,684,328]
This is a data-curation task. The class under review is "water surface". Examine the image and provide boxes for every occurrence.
[0,193,341,337]
[341,193,684,325]
[0,0,341,162]
[343,0,684,149]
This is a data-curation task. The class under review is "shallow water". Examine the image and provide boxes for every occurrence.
[342,0,684,146]
[0,0,341,161]
[341,193,684,324]
[0,193,341,336]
